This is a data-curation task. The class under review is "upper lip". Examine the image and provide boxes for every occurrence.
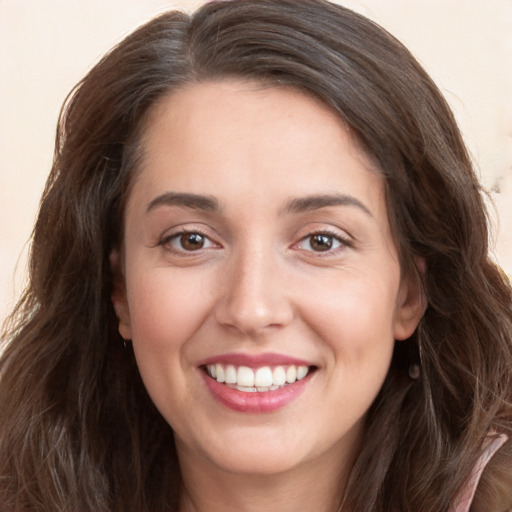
[198,352,315,368]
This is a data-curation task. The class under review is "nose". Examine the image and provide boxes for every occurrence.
[214,246,294,336]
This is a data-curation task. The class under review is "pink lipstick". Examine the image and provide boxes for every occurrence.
[199,352,316,413]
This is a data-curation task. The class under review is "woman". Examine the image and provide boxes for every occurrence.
[1,1,511,510]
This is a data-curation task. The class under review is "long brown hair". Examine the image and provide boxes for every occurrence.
[1,1,511,510]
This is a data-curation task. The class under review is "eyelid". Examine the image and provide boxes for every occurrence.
[158,226,222,254]
[292,227,353,254]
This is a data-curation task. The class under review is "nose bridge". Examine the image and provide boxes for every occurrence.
[215,240,292,335]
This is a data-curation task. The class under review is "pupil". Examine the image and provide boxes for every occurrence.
[182,233,204,250]
[311,234,332,251]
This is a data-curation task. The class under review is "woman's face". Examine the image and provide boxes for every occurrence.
[112,81,423,479]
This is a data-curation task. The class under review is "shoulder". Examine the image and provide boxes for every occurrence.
[468,434,512,512]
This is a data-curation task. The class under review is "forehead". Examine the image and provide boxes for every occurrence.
[129,80,388,221]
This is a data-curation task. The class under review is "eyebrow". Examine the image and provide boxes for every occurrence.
[284,194,373,217]
[146,192,220,213]
[146,191,372,217]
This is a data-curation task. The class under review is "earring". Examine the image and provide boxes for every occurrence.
[408,363,420,380]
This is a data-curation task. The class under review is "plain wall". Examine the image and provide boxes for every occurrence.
[1,0,511,323]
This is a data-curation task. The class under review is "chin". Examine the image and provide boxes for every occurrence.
[211,449,306,477]
[178,427,311,477]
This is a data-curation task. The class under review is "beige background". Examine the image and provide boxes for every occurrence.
[1,0,511,324]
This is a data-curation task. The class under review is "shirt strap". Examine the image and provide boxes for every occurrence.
[451,432,508,512]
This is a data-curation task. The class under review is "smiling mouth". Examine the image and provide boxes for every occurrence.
[204,364,317,393]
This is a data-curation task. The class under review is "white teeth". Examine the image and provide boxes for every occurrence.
[225,365,237,384]
[215,364,225,383]
[208,363,312,390]
[237,366,255,387]
[297,365,308,380]
[272,366,287,386]
[286,365,297,384]
[233,385,257,392]
[254,366,273,387]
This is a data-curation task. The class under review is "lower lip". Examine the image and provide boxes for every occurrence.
[202,371,311,413]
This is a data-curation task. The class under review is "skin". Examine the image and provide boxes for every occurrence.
[112,80,425,512]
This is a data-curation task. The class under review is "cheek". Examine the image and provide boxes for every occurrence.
[125,268,214,423]
[127,267,212,351]
[296,273,399,446]
[124,268,215,417]
[299,270,399,362]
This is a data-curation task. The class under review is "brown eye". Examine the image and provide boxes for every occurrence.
[162,230,218,254]
[309,234,334,251]
[179,232,206,251]
[295,232,347,253]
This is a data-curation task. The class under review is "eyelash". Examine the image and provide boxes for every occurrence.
[295,229,352,255]
[159,228,218,254]
[158,228,352,255]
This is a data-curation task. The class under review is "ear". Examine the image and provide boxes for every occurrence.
[110,249,133,340]
[393,258,427,340]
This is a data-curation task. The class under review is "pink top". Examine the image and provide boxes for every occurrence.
[451,433,508,512]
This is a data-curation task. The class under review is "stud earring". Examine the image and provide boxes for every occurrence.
[408,363,420,380]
